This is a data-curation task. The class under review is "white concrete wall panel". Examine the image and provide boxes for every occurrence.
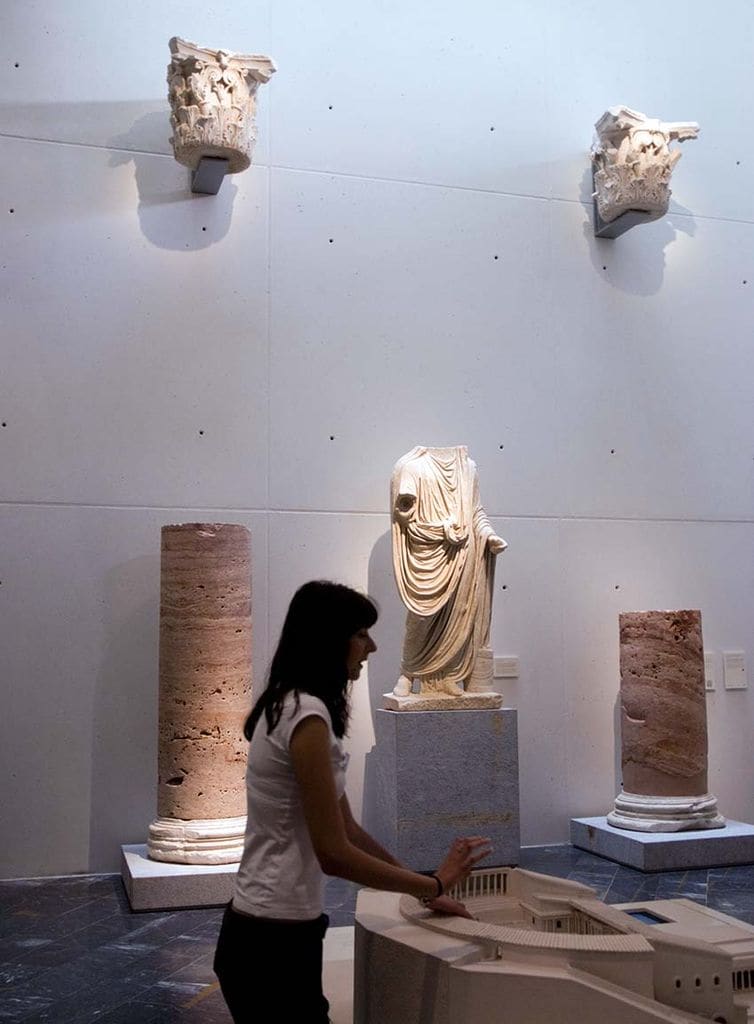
[269,168,560,515]
[270,0,754,221]
[1,0,753,875]
[0,1,272,162]
[485,517,566,846]
[266,511,394,824]
[549,200,754,520]
[0,505,268,879]
[560,519,754,824]
[270,0,556,198]
[545,1,754,219]
[1,137,270,509]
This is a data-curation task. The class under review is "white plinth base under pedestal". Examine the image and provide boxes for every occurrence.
[570,817,754,872]
[607,791,725,833]
[381,691,502,711]
[147,815,246,864]
[121,843,238,910]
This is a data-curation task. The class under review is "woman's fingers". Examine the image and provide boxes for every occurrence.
[436,835,493,891]
[454,837,492,861]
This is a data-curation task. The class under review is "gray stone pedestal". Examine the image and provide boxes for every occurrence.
[570,817,754,872]
[366,708,520,872]
[121,844,237,910]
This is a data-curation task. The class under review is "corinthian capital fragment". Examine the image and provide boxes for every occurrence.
[167,36,276,177]
[591,106,699,229]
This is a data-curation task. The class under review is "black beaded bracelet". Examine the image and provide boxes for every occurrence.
[418,871,444,904]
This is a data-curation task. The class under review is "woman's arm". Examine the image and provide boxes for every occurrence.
[339,793,475,918]
[290,717,489,900]
[339,794,401,865]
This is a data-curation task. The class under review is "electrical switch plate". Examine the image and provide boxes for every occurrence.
[493,656,519,679]
[723,651,747,690]
[704,651,716,691]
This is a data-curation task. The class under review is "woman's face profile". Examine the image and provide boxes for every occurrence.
[346,628,377,681]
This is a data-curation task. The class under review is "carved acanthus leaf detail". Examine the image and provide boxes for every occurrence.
[167,36,276,174]
[591,106,699,224]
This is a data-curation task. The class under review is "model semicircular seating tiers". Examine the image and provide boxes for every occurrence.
[356,866,754,1024]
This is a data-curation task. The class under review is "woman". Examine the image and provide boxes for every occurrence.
[214,580,490,1023]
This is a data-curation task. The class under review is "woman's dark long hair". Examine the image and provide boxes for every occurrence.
[244,580,378,741]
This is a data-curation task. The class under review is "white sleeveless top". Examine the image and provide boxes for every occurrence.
[233,692,348,920]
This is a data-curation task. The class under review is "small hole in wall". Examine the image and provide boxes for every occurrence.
[736,160,741,165]
[14,63,20,69]
[743,280,748,285]
[198,429,204,436]
[9,209,14,214]
[614,585,620,590]
[501,584,507,590]
[602,265,607,271]
[1,422,6,427]
[328,238,334,243]
[490,126,495,132]
[202,226,207,232]
[498,444,504,449]
[493,255,499,260]
[329,435,335,441]
[610,448,615,454]
[328,105,333,110]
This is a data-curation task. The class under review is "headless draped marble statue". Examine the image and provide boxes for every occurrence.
[384,446,507,711]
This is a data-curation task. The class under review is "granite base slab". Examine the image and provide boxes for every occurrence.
[570,816,754,872]
[366,708,520,872]
[121,843,238,910]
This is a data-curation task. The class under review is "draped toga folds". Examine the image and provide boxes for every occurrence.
[391,446,497,689]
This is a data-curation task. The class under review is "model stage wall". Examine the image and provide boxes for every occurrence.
[1,2,753,877]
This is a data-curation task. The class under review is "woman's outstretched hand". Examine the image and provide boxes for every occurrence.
[425,894,476,919]
[435,836,492,894]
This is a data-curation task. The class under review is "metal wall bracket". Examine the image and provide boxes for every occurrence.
[593,198,659,238]
[191,157,230,195]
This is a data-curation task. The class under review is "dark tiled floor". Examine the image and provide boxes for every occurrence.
[2,847,754,1022]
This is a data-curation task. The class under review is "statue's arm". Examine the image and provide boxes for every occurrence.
[393,463,419,527]
[473,500,507,554]
[394,490,416,526]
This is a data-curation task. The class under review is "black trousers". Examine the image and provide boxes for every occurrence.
[214,902,331,1023]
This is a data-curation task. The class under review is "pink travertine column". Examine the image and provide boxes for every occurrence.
[619,609,707,797]
[609,609,724,832]
[148,523,251,863]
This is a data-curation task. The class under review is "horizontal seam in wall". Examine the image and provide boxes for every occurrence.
[2,133,751,226]
[0,501,751,525]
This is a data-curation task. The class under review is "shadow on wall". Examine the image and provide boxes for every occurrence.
[109,112,236,251]
[366,528,403,718]
[613,693,622,806]
[0,101,238,251]
[89,554,159,872]
[579,164,697,297]
[362,527,403,836]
